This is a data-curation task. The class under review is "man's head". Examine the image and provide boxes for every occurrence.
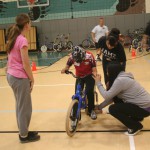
[72,46,86,63]
[99,17,104,27]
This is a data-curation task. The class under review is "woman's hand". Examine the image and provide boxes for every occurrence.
[93,74,102,82]
[30,80,34,92]
[94,105,102,114]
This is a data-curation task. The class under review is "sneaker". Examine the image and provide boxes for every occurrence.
[95,56,102,61]
[90,110,97,120]
[19,132,40,143]
[125,127,143,136]
[132,117,144,122]
[28,131,38,136]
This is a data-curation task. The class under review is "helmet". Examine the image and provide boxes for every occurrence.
[72,46,85,63]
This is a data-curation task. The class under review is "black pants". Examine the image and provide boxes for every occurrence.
[109,103,150,130]
[75,75,95,113]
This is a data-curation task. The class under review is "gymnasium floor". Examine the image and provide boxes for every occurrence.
[0,49,150,150]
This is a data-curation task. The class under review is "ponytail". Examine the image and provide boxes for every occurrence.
[6,25,20,53]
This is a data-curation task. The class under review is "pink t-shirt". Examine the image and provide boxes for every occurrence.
[7,34,29,78]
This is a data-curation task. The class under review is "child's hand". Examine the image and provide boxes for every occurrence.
[61,68,67,74]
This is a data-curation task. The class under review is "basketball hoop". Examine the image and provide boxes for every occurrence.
[27,0,35,8]
[17,0,49,8]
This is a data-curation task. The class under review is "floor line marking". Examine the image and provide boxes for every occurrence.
[0,130,150,133]
[0,84,74,89]
[129,136,135,150]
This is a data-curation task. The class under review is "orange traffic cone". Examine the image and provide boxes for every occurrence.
[131,47,136,57]
[32,62,37,71]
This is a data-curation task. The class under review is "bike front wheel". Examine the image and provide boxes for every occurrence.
[136,41,143,55]
[53,43,62,52]
[66,100,79,137]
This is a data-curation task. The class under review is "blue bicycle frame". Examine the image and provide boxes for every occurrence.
[72,81,87,119]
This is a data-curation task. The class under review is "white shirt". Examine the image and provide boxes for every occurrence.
[92,25,108,42]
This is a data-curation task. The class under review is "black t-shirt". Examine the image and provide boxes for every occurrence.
[98,36,126,62]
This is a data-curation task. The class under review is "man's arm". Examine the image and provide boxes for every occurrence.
[105,26,109,36]
[91,32,96,43]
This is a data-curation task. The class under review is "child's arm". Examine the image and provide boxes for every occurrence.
[92,67,97,77]
[61,65,70,74]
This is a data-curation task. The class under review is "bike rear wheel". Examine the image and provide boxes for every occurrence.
[82,39,91,49]
[66,100,79,137]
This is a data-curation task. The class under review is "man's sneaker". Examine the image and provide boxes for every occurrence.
[19,132,40,143]
[132,117,144,122]
[90,110,97,120]
[95,56,102,61]
[125,127,143,136]
[95,55,102,61]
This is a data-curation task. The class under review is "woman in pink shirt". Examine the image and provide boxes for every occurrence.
[6,13,40,143]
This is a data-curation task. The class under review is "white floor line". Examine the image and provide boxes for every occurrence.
[35,84,74,87]
[0,108,67,113]
[0,84,74,89]
[129,136,136,150]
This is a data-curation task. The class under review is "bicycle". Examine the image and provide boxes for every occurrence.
[123,28,144,48]
[40,36,54,52]
[65,71,98,137]
[53,33,73,52]
[123,29,134,47]
[129,37,150,56]
[81,34,96,50]
[129,39,143,55]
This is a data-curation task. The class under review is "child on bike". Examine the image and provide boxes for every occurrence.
[61,46,97,120]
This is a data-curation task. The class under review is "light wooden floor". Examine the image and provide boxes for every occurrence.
[0,49,150,150]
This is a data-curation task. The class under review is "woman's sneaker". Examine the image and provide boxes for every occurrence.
[28,131,38,136]
[19,132,40,143]
[125,127,143,136]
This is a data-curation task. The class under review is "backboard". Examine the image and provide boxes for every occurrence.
[17,0,49,8]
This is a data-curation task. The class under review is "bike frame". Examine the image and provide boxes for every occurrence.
[72,81,87,119]
[65,71,87,119]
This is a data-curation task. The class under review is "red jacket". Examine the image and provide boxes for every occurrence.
[67,51,96,77]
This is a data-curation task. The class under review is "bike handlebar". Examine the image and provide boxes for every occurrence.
[65,70,78,78]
